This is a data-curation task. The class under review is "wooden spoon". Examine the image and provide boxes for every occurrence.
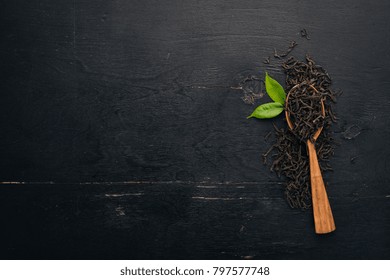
[285,84,336,234]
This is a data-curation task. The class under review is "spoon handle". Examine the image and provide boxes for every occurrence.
[307,140,336,234]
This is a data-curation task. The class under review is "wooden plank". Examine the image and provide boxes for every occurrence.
[1,0,390,184]
[0,183,388,259]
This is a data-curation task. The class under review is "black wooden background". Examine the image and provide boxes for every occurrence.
[0,0,389,259]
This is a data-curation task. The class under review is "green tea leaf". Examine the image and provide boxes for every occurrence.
[247,102,284,119]
[265,72,286,105]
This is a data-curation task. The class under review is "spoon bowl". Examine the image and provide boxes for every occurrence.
[285,83,325,140]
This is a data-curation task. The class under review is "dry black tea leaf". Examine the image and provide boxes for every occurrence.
[263,55,339,209]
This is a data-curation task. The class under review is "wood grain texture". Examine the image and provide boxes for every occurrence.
[307,140,336,234]
[0,183,388,259]
[0,0,389,259]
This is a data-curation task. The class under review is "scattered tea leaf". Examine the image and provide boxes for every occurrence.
[247,102,284,119]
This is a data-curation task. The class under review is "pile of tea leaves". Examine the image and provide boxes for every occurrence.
[263,55,340,209]
[286,82,325,142]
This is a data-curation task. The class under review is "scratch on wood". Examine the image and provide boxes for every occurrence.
[115,206,126,216]
[342,124,362,140]
[0,181,55,185]
[192,196,248,201]
[105,193,144,197]
[188,85,230,90]
[196,185,217,189]
[0,181,283,185]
